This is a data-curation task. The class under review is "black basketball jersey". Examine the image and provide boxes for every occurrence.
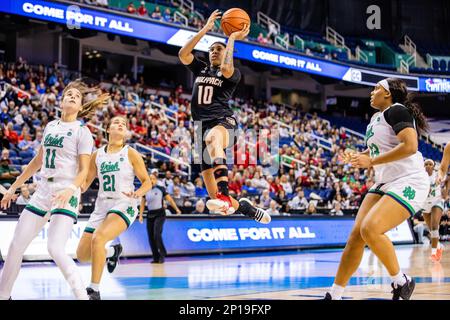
[186,56,241,121]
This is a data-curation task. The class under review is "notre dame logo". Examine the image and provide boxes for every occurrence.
[126,206,135,217]
[69,196,78,208]
[402,186,416,201]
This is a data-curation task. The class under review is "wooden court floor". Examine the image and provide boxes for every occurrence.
[3,244,449,300]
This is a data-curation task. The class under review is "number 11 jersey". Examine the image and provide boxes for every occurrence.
[40,120,93,181]
[186,56,241,121]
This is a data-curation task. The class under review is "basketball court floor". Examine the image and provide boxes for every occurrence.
[3,244,449,300]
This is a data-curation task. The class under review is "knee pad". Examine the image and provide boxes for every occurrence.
[430,229,440,238]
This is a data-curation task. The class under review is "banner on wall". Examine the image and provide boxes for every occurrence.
[0,0,448,92]
[0,217,414,261]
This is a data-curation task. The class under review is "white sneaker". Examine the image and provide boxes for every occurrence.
[206,199,235,215]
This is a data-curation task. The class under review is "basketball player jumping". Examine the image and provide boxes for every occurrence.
[178,9,270,223]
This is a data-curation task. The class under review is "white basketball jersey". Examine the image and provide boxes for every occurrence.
[40,120,93,181]
[365,104,425,184]
[96,145,135,200]
[427,171,442,200]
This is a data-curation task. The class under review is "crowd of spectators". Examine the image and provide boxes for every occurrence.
[0,57,449,240]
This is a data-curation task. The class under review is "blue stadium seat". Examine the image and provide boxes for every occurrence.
[10,157,21,165]
[8,149,17,157]
[432,59,439,70]
[22,157,33,164]
[19,150,33,158]
[13,124,22,131]
[32,119,41,126]
[439,59,447,71]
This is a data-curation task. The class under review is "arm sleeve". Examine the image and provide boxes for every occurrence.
[77,127,94,155]
[185,56,208,76]
[384,105,415,135]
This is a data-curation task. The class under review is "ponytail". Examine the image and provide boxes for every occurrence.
[62,79,110,120]
[386,78,429,134]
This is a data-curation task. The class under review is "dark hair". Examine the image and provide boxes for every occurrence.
[208,42,226,51]
[386,78,429,133]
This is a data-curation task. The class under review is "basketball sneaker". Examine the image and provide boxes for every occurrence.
[86,287,101,300]
[107,244,123,273]
[430,245,444,262]
[391,276,415,300]
[206,193,236,215]
[323,292,332,300]
[238,198,271,224]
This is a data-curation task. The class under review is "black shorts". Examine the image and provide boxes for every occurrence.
[196,116,238,172]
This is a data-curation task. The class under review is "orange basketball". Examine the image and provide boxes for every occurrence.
[220,8,251,37]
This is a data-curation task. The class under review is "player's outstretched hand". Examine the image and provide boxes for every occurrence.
[436,168,446,185]
[350,153,373,169]
[342,149,356,164]
[1,188,17,210]
[52,188,74,208]
[203,9,221,32]
[230,23,250,40]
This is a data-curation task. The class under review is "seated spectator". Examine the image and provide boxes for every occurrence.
[192,199,206,214]
[267,200,280,216]
[258,189,272,209]
[288,189,309,211]
[305,202,318,215]
[16,184,31,205]
[0,157,20,187]
[279,174,293,195]
[151,6,163,20]
[4,122,19,145]
[257,33,269,45]
[18,132,34,155]
[242,180,259,196]
[171,186,186,208]
[330,201,344,216]
[30,131,43,155]
[0,105,12,124]
[162,8,173,23]
[137,1,148,16]
[274,189,289,213]
[194,177,208,198]
[127,2,136,14]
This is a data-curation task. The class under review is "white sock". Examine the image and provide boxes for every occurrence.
[106,246,115,258]
[330,283,345,300]
[391,271,410,287]
[431,248,437,255]
[89,282,100,292]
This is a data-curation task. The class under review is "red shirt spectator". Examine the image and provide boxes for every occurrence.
[127,2,137,14]
[137,2,148,16]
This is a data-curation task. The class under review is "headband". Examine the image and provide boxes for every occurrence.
[378,79,390,93]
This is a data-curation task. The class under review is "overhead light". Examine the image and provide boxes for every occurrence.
[96,53,101,58]
[88,55,93,59]
[93,50,97,54]
[85,51,90,55]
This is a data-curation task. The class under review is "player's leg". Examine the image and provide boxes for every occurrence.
[88,214,127,300]
[0,209,48,300]
[147,215,160,262]
[359,196,414,300]
[76,232,93,263]
[422,211,431,229]
[47,214,88,300]
[325,193,381,300]
[153,215,167,262]
[430,205,444,261]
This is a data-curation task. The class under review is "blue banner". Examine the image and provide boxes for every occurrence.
[1,0,448,92]
[117,217,414,256]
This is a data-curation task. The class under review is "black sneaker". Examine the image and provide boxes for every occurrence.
[391,276,415,300]
[238,198,271,224]
[106,244,123,273]
[151,258,164,264]
[86,287,101,300]
[323,292,332,300]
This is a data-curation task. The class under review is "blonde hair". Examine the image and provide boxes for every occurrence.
[62,80,110,119]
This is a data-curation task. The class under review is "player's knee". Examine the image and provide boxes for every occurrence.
[92,231,107,248]
[347,228,364,246]
[76,247,91,263]
[359,222,376,242]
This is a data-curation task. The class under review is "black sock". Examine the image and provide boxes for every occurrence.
[217,180,229,196]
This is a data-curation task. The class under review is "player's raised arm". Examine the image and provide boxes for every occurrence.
[178,9,221,65]
[81,151,98,193]
[220,23,250,78]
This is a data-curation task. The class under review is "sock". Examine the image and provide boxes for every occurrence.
[330,283,345,300]
[432,248,437,255]
[391,271,411,287]
[217,180,229,196]
[106,246,115,258]
[89,282,100,292]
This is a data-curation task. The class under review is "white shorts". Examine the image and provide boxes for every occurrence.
[369,172,429,216]
[84,198,138,233]
[24,178,81,222]
[422,197,445,213]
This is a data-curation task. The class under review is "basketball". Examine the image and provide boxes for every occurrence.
[220,8,251,37]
